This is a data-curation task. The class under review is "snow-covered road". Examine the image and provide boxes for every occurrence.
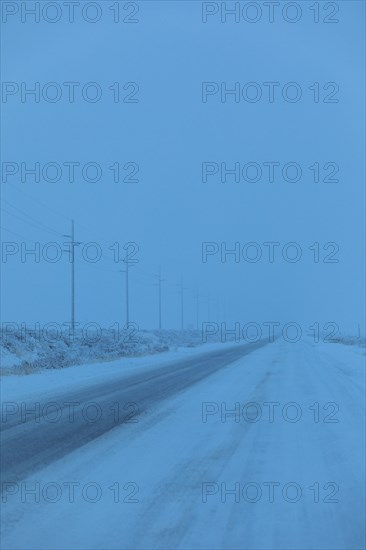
[1,339,365,549]
[1,340,267,482]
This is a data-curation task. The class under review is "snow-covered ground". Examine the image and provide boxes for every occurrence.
[0,328,227,374]
[1,338,364,549]
[0,339,241,402]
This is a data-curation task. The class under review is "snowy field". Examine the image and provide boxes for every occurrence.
[0,328,225,374]
[1,338,365,549]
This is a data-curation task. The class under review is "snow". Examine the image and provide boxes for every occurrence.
[0,339,240,403]
[0,328,230,374]
[1,338,365,549]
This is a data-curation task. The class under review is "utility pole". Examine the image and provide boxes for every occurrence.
[119,263,129,326]
[153,266,165,330]
[120,259,133,326]
[63,219,80,338]
[125,260,129,325]
[207,292,211,321]
[194,289,199,330]
[71,219,75,335]
[177,278,185,330]
[221,299,226,322]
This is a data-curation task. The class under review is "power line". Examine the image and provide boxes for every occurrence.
[2,198,63,234]
[1,226,30,240]
[1,208,61,238]
[76,223,133,266]
[1,202,63,237]
[3,182,71,222]
[82,261,119,274]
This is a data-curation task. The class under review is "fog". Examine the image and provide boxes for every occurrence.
[1,1,364,337]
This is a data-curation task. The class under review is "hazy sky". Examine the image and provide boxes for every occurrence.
[1,1,365,334]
